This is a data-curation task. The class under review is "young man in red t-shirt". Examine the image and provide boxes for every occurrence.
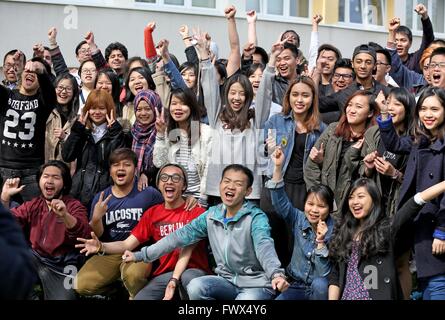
[77,163,210,300]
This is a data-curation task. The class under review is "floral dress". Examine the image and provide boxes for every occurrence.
[341,241,372,300]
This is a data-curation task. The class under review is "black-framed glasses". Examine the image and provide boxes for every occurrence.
[429,62,445,70]
[333,72,353,80]
[159,173,183,183]
[376,61,389,66]
[56,85,73,93]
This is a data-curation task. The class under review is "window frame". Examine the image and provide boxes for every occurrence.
[397,0,445,36]
[337,0,387,32]
[7,0,220,16]
[252,0,313,24]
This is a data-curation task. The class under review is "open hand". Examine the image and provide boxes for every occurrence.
[76,232,101,256]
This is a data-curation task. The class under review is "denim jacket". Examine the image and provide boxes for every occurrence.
[264,113,327,178]
[266,179,333,284]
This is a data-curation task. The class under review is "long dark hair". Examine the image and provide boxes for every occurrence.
[335,90,378,140]
[166,87,202,145]
[220,74,254,132]
[179,62,198,91]
[282,76,321,132]
[94,68,122,117]
[387,87,415,136]
[329,178,389,263]
[124,67,156,104]
[54,73,79,122]
[413,87,445,143]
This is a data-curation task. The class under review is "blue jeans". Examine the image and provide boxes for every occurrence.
[134,268,206,300]
[187,275,276,300]
[419,274,445,300]
[275,277,328,300]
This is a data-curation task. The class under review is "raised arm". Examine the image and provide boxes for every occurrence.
[86,31,108,71]
[240,10,257,73]
[47,27,70,76]
[158,39,187,90]
[224,5,241,77]
[195,30,221,127]
[144,21,158,72]
[246,10,257,46]
[387,18,427,88]
[26,60,56,108]
[265,148,300,225]
[308,14,323,72]
[254,41,284,128]
[410,4,435,73]
[180,25,199,65]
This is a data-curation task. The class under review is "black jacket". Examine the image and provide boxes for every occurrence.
[329,198,422,300]
[378,118,445,279]
[62,120,126,207]
[319,80,390,124]
[0,204,36,299]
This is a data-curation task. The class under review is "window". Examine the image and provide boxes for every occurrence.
[246,0,261,12]
[267,0,283,15]
[135,0,215,8]
[164,0,184,4]
[245,0,310,18]
[405,0,444,33]
[290,0,310,18]
[339,0,386,26]
[192,0,215,8]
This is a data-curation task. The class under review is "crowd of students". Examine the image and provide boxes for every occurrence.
[1,3,445,300]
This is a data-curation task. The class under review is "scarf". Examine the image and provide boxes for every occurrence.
[131,89,162,175]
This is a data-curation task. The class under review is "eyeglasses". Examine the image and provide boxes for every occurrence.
[56,85,73,93]
[429,62,445,70]
[159,173,183,183]
[3,63,17,71]
[82,68,97,74]
[78,48,91,54]
[333,73,353,80]
[376,61,389,66]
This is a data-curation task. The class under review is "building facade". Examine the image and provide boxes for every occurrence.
[1,0,443,67]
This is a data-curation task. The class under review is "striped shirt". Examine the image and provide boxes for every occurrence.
[176,136,201,200]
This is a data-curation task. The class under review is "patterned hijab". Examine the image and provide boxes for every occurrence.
[131,89,162,175]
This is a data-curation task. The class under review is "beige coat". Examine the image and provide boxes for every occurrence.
[45,109,76,162]
[153,123,212,199]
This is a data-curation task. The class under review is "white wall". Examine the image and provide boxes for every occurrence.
[0,1,424,68]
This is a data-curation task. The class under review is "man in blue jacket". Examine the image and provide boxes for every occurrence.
[122,164,289,300]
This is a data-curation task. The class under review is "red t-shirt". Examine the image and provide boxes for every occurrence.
[131,203,211,276]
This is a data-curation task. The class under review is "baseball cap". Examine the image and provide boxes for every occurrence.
[352,44,377,62]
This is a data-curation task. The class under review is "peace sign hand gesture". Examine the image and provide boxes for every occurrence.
[92,191,112,221]
[155,106,167,135]
[106,109,116,128]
